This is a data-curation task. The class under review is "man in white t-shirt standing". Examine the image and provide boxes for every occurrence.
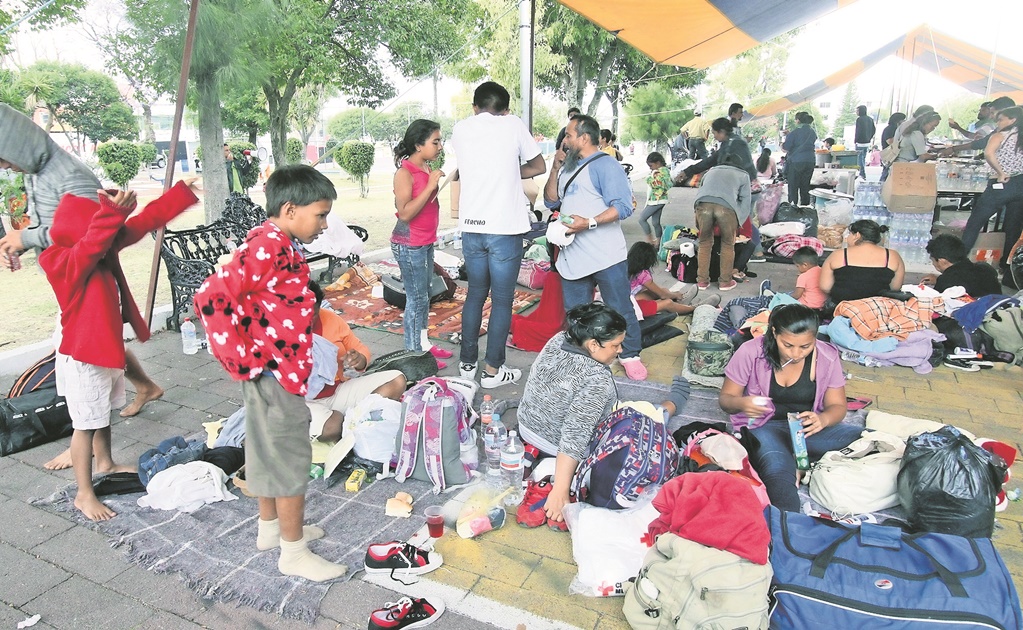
[450,82,546,388]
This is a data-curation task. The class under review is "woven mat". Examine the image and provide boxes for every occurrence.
[326,283,540,341]
[33,474,445,622]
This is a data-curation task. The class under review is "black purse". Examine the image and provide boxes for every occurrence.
[0,388,73,457]
[362,349,439,385]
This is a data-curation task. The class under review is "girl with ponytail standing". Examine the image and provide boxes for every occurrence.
[391,119,453,366]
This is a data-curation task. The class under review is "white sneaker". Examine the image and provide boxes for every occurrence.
[480,364,521,389]
[459,362,478,379]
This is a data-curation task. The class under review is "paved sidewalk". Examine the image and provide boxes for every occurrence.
[1,185,1021,629]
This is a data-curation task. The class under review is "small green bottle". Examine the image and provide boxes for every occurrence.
[309,464,324,479]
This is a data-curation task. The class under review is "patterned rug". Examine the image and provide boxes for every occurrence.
[34,474,446,622]
[326,283,541,341]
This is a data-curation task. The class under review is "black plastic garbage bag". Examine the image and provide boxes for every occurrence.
[773,202,819,237]
[897,426,1006,538]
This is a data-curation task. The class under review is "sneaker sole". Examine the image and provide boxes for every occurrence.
[481,376,520,389]
[943,362,980,372]
[364,563,441,576]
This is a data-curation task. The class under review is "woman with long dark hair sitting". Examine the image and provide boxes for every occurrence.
[719,304,859,511]
[517,302,691,526]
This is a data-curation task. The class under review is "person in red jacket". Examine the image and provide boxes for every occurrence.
[38,181,199,521]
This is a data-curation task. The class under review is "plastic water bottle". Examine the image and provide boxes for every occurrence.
[452,231,462,250]
[501,430,525,506]
[181,317,199,355]
[481,396,507,480]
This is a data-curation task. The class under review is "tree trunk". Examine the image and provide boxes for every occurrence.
[264,70,302,168]
[139,102,156,144]
[610,98,619,135]
[586,43,617,117]
[432,69,439,117]
[572,51,585,108]
[196,73,228,224]
[248,127,257,145]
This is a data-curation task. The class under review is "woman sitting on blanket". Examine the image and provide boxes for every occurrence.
[819,219,905,306]
[719,304,860,512]
[516,302,692,527]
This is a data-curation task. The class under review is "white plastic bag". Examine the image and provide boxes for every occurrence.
[347,394,403,463]
[563,494,659,597]
[306,214,365,258]
[818,199,854,226]
[759,221,806,238]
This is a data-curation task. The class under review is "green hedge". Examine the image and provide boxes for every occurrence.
[335,141,375,197]
[97,141,142,189]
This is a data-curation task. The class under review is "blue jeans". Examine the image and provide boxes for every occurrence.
[638,203,666,237]
[856,144,869,178]
[391,243,434,351]
[460,232,523,369]
[750,417,862,512]
[561,259,643,359]
[962,175,1023,265]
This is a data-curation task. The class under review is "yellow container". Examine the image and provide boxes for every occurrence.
[345,469,367,492]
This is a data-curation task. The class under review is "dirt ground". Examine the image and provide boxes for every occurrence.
[0,166,460,351]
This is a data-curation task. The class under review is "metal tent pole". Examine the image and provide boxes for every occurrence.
[143,0,201,328]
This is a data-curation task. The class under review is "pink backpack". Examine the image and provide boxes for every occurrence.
[389,378,478,493]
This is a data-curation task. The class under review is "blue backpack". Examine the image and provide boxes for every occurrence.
[571,405,678,510]
[768,507,1022,629]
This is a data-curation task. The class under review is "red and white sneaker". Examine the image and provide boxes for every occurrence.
[364,542,443,577]
[368,596,445,630]
[516,476,554,528]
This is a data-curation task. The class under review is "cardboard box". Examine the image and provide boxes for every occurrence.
[882,162,937,213]
[970,232,1005,265]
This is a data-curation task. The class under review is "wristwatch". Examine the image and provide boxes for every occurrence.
[588,217,598,230]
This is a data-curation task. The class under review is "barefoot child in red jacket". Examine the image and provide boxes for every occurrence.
[38,182,198,521]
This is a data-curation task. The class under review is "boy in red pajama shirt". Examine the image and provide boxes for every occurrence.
[194,165,345,582]
[38,181,199,521]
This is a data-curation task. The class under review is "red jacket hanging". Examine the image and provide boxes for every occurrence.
[38,182,198,369]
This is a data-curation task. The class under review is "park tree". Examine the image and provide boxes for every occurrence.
[831,83,859,139]
[705,32,798,120]
[328,108,375,144]
[0,69,27,112]
[81,1,162,144]
[0,0,88,56]
[25,61,138,153]
[623,83,693,153]
[290,85,335,148]
[248,0,476,169]
[117,0,264,222]
[222,87,271,145]
[533,103,560,140]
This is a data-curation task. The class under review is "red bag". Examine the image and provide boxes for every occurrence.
[517,259,550,290]
[510,272,564,351]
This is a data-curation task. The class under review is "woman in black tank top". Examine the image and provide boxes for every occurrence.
[820,220,905,304]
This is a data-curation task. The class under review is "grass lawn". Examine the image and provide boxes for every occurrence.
[1,168,460,351]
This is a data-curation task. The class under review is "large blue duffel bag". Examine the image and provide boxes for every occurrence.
[767,507,1022,629]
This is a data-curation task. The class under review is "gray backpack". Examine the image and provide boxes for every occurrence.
[980,306,1023,365]
[622,532,771,630]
